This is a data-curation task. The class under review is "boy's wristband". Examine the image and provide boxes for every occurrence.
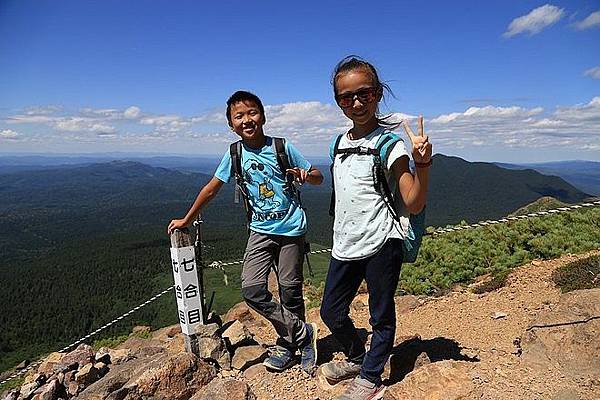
[415,160,432,168]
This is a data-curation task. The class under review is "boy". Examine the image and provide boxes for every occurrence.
[168,90,323,374]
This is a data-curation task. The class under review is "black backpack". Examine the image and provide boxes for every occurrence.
[229,137,313,274]
[229,137,297,224]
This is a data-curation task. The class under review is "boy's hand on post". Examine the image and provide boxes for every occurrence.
[167,218,187,235]
[403,116,432,164]
[286,167,308,184]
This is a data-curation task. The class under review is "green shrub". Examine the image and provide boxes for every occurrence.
[552,254,600,293]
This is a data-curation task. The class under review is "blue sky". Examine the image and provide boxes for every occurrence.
[0,0,599,162]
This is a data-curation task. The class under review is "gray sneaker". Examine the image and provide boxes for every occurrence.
[321,360,362,383]
[334,376,385,400]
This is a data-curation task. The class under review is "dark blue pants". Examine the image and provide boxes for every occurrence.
[320,239,402,385]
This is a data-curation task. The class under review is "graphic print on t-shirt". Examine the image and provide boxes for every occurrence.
[243,158,282,212]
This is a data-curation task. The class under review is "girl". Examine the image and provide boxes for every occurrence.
[319,56,432,399]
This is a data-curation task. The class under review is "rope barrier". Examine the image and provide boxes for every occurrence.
[0,286,174,386]
[2,199,598,385]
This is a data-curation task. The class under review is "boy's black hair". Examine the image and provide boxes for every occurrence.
[226,90,266,126]
[331,55,401,130]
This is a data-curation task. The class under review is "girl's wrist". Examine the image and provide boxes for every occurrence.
[415,159,432,168]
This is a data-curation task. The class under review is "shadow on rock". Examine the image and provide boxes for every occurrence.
[384,336,479,385]
[316,329,369,364]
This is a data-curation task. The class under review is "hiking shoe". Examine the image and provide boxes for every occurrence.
[263,345,295,371]
[300,322,318,374]
[334,376,385,400]
[321,360,362,383]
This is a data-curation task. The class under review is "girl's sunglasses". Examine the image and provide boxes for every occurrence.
[335,87,379,108]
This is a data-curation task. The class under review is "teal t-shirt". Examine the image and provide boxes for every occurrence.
[214,136,311,237]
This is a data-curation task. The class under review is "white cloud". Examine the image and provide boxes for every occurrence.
[503,4,565,38]
[265,101,349,141]
[24,105,62,116]
[573,10,600,30]
[584,66,600,80]
[124,106,141,119]
[0,129,20,139]
[3,99,599,156]
[429,98,600,150]
[54,118,116,134]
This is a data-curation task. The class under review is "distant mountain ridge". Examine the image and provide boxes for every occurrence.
[496,160,600,196]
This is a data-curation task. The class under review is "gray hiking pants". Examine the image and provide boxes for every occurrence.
[241,231,308,348]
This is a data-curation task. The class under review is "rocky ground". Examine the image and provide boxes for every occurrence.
[3,250,599,400]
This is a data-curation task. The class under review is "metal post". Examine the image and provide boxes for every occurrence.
[169,222,206,355]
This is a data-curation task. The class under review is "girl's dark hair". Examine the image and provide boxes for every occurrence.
[331,55,401,130]
[226,90,265,126]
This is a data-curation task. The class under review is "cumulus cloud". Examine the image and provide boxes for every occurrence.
[0,129,20,139]
[264,102,350,143]
[503,4,564,38]
[54,118,116,134]
[124,106,141,119]
[573,10,600,30]
[584,66,600,80]
[428,98,600,150]
[23,105,62,116]
[3,99,599,155]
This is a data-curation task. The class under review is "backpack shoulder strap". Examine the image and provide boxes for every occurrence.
[230,140,253,226]
[375,132,401,168]
[229,140,243,179]
[272,137,291,173]
[329,134,344,159]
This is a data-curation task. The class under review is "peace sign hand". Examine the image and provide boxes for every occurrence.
[403,116,432,164]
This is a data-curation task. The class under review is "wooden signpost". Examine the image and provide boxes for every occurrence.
[169,217,206,355]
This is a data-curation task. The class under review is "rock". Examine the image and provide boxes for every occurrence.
[130,352,216,400]
[197,336,226,361]
[94,362,109,378]
[2,389,19,400]
[67,381,80,397]
[521,288,600,380]
[395,295,422,314]
[15,361,28,370]
[191,378,256,400]
[30,380,59,400]
[491,311,507,319]
[194,323,220,338]
[222,320,252,348]
[231,345,267,371]
[413,352,431,369]
[75,363,100,386]
[107,348,134,364]
[384,360,475,400]
[53,344,94,373]
[131,326,151,336]
[95,347,111,364]
[224,302,254,323]
[217,348,232,370]
[17,380,42,399]
[36,352,66,376]
[243,364,266,380]
[165,325,181,338]
[75,355,156,400]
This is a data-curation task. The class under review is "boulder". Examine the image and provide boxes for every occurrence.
[75,363,100,387]
[222,320,252,348]
[231,346,267,371]
[521,288,600,380]
[384,360,475,400]
[30,380,59,400]
[191,378,256,400]
[129,352,216,400]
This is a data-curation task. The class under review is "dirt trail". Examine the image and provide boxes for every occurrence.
[235,250,600,400]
